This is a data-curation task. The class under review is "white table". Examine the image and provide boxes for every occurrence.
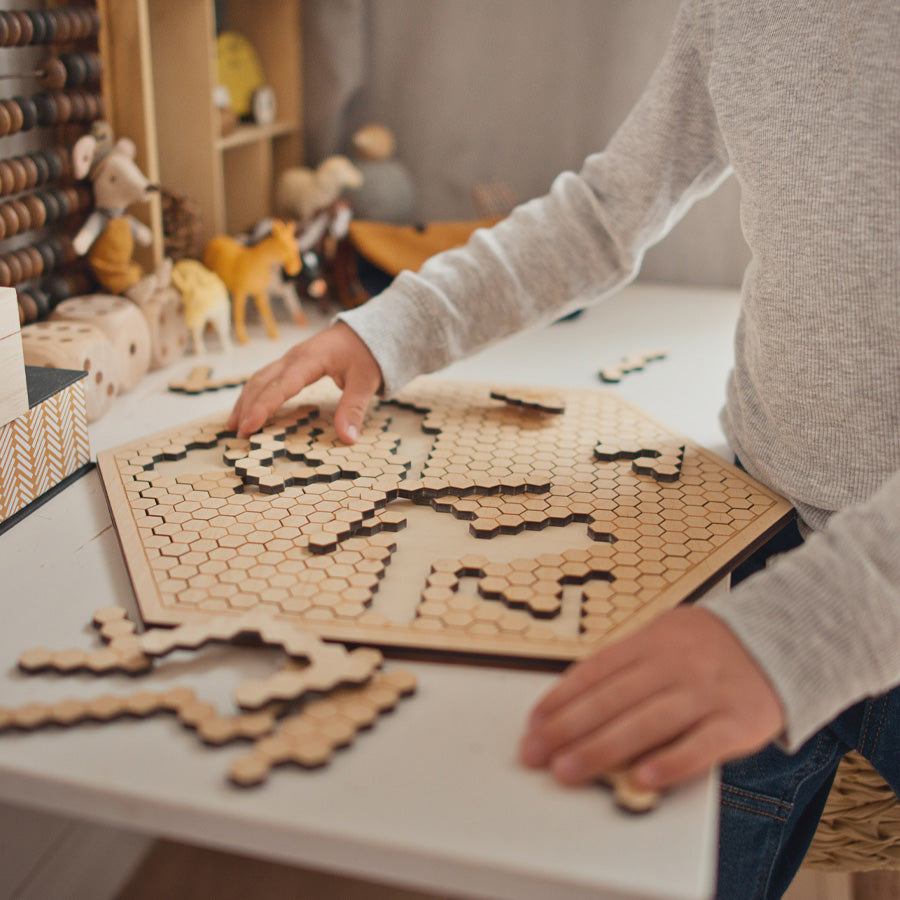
[0,282,740,900]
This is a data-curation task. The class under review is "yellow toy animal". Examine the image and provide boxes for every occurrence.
[203,219,301,344]
[171,259,232,354]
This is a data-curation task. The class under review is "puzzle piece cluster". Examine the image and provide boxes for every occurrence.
[4,607,416,786]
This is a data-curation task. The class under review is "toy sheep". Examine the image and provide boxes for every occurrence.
[275,155,363,224]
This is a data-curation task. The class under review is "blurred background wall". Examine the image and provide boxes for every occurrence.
[302,0,750,288]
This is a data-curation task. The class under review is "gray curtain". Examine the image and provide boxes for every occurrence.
[303,0,749,287]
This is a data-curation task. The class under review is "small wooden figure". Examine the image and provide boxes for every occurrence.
[170,259,232,354]
[203,219,301,344]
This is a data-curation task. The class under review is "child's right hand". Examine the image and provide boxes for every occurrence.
[227,321,383,442]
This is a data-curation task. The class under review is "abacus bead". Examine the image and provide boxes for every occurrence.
[0,103,11,138]
[33,93,56,127]
[24,194,46,229]
[40,191,61,223]
[13,248,35,281]
[42,57,67,91]
[56,10,73,43]
[0,204,20,238]
[25,11,46,45]
[35,240,55,272]
[0,259,10,287]
[9,199,31,232]
[31,288,51,318]
[17,292,38,323]
[44,149,64,181]
[13,11,33,46]
[0,161,14,195]
[8,159,28,194]
[16,96,37,131]
[25,246,44,279]
[40,11,57,43]
[0,15,10,48]
[67,91,86,122]
[61,53,88,87]
[3,12,22,47]
[3,100,24,135]
[5,253,24,284]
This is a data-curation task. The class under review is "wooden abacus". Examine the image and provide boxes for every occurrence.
[0,4,106,327]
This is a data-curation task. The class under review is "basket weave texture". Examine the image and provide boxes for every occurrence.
[805,752,900,871]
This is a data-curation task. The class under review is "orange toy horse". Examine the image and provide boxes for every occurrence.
[203,219,301,344]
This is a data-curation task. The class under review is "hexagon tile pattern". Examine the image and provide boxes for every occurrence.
[97,379,794,662]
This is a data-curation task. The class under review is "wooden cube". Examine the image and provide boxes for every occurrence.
[0,287,28,428]
[0,367,91,527]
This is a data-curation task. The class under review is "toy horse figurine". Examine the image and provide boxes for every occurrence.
[203,219,301,344]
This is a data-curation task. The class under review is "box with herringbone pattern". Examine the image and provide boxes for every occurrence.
[0,367,91,525]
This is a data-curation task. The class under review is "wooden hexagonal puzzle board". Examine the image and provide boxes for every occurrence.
[97,378,793,662]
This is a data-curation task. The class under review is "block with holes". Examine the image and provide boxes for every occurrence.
[97,378,793,662]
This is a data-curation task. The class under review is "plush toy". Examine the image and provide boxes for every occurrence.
[276,155,363,224]
[347,123,416,225]
[170,259,232,355]
[71,121,172,305]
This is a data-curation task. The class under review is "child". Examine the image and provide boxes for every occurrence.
[230,2,900,895]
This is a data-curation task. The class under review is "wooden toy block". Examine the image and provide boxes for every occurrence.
[0,367,91,527]
[599,349,667,384]
[97,378,793,664]
[51,294,152,393]
[0,286,28,427]
[20,319,119,421]
[168,365,248,394]
[228,668,417,786]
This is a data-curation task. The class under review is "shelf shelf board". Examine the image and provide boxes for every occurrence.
[216,120,300,151]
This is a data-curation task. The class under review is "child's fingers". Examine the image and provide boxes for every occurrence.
[334,368,379,444]
[631,717,745,790]
[527,641,639,728]
[520,661,665,766]
[547,687,703,785]
[232,354,324,437]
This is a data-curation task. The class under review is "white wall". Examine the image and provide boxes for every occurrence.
[303,0,750,288]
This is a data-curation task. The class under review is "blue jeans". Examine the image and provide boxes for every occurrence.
[716,519,900,898]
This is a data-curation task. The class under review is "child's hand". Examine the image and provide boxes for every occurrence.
[227,322,382,441]
[519,606,785,791]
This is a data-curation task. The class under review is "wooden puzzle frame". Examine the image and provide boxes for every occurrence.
[98,378,793,663]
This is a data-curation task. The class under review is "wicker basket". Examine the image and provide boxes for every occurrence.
[805,752,900,871]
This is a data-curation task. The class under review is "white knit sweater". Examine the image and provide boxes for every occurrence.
[340,0,900,749]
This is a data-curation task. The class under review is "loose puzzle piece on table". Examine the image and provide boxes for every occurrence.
[169,365,248,394]
[599,350,667,384]
[96,378,794,663]
[4,606,417,786]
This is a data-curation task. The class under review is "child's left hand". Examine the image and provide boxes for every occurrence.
[519,606,785,791]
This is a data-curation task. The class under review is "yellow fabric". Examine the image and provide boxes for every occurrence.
[88,216,144,294]
[348,217,503,276]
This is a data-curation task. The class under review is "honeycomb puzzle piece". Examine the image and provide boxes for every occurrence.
[229,668,417,786]
[489,388,565,415]
[168,365,248,394]
[598,350,667,384]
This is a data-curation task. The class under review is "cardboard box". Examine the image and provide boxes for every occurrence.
[0,367,91,526]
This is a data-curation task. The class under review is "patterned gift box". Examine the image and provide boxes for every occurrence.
[0,367,91,525]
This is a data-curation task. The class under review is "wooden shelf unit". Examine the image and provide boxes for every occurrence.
[98,0,303,252]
